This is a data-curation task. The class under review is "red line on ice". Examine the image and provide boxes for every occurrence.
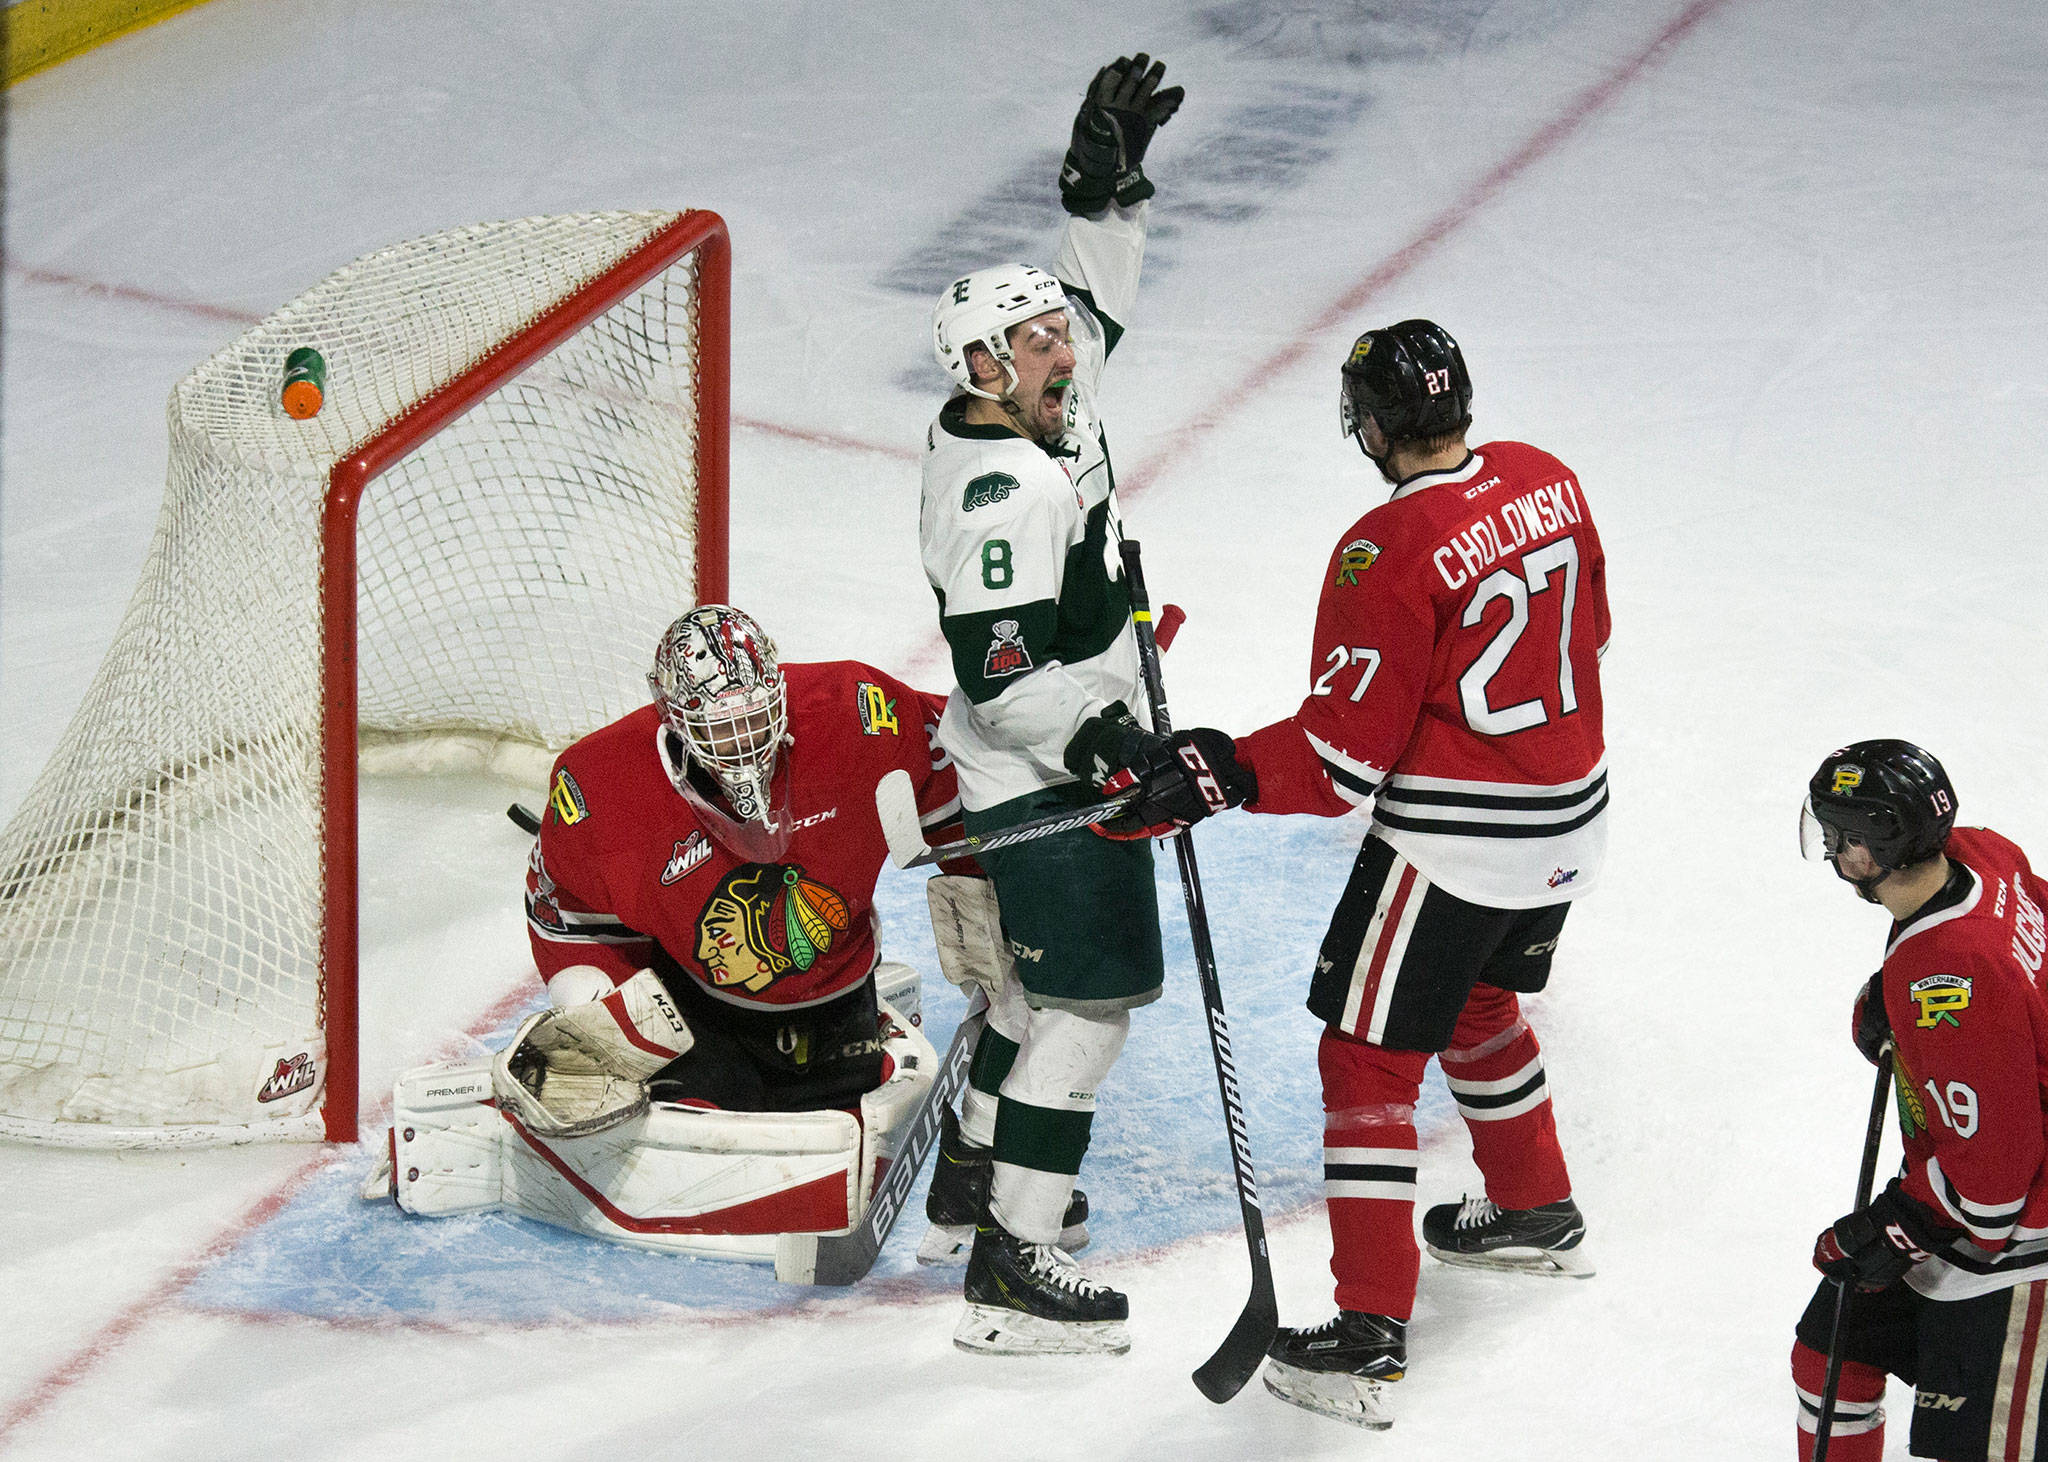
[0,0,1737,1428]
[0,980,541,1447]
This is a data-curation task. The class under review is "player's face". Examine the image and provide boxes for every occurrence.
[1833,840,1882,885]
[1005,311,1076,440]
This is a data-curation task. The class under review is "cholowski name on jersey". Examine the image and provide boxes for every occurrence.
[1236,442,1612,909]
[920,203,1148,812]
[524,662,960,1010]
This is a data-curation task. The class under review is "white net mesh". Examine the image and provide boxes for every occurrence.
[0,212,715,1146]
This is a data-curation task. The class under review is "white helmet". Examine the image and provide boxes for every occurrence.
[932,263,1068,400]
[648,605,791,860]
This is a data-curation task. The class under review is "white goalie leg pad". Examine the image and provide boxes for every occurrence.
[854,997,939,1213]
[927,875,1017,1000]
[499,1102,868,1260]
[873,960,923,1032]
[389,1059,509,1217]
[492,967,693,1138]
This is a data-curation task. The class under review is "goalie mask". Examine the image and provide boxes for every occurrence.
[649,606,792,860]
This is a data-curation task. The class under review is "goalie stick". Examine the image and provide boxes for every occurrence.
[1119,539,1279,1404]
[1813,1044,1894,1461]
[874,770,1145,869]
[775,993,987,1285]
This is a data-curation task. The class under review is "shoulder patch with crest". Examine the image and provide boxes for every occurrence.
[1334,538,1382,587]
[1908,973,1971,1029]
[984,619,1032,679]
[963,471,1020,512]
[549,768,588,826]
[856,681,900,736]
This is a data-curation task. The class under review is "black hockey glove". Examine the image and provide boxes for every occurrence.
[1063,701,1167,790]
[1094,728,1256,841]
[1059,53,1184,215]
[1813,1183,1947,1291]
[1851,971,1891,1066]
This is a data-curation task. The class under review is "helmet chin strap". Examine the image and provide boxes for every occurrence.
[1829,855,1892,905]
[1352,427,1399,485]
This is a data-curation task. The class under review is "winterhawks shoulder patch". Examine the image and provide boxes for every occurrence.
[549,767,589,826]
[1334,538,1382,587]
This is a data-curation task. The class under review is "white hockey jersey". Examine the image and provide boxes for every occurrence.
[919,203,1148,812]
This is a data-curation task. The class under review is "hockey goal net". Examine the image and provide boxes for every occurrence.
[0,211,729,1148]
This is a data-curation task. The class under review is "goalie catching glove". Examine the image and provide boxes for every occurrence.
[1095,728,1256,840]
[1059,53,1184,215]
[493,967,693,1137]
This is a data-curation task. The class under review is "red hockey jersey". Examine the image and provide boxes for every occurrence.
[1883,827,2048,1300]
[524,662,959,1012]
[1236,443,1610,909]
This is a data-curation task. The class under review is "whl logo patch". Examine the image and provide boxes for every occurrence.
[984,620,1032,679]
[661,832,713,886]
[257,1051,318,1104]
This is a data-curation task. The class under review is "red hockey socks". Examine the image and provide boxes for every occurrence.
[1318,1029,1429,1319]
[1791,1338,1885,1460]
[1441,986,1571,1211]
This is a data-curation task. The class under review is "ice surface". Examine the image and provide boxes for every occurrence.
[4,1,2046,1457]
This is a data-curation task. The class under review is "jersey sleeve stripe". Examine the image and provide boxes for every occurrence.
[1375,786,1610,841]
[1928,1155,2028,1242]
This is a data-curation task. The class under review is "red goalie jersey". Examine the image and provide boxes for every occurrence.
[1236,443,1611,908]
[1883,826,2048,1300]
[524,662,959,1011]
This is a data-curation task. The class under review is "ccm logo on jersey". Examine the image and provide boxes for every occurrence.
[1909,974,1971,1029]
[661,832,713,886]
[856,682,900,736]
[550,768,589,826]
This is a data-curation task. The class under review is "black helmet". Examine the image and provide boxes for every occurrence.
[1339,318,1473,448]
[1802,739,1957,872]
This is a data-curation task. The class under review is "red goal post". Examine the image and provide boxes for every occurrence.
[0,211,730,1147]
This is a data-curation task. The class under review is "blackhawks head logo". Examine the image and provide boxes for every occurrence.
[696,863,851,993]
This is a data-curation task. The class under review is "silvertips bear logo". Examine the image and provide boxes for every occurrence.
[983,620,1033,679]
[963,471,1020,512]
[257,1050,319,1104]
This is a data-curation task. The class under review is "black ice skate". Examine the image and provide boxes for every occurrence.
[918,1107,1089,1264]
[1262,1311,1405,1430]
[1421,1194,1594,1277]
[953,1222,1129,1356]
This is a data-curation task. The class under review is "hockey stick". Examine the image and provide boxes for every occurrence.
[1813,1044,1893,1461]
[873,769,1142,870]
[774,991,988,1286]
[1120,539,1279,1403]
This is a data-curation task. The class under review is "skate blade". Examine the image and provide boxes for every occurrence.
[918,1221,1090,1266]
[1262,1360,1395,1430]
[953,1304,1130,1356]
[1424,1241,1595,1278]
[918,1223,973,1265]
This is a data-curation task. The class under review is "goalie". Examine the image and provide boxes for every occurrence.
[369,605,976,1270]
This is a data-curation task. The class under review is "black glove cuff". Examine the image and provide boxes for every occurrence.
[1853,972,1891,1066]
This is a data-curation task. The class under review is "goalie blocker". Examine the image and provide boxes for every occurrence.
[371,963,935,1274]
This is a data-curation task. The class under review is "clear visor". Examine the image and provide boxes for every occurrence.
[1799,797,1849,862]
[1340,376,1362,439]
